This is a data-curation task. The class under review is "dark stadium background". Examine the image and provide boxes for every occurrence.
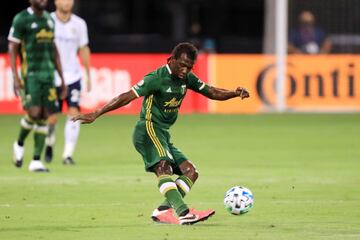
[2,0,358,53]
[1,0,263,53]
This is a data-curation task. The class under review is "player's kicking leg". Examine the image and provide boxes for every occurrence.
[152,160,215,224]
[154,160,214,225]
[133,122,213,224]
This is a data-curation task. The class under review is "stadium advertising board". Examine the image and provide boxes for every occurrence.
[0,54,359,114]
[0,54,209,114]
[210,55,360,113]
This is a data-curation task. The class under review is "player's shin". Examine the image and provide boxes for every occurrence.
[18,115,35,145]
[176,175,193,196]
[63,117,80,159]
[33,121,48,160]
[158,175,194,209]
[45,115,57,162]
[45,123,56,147]
[158,175,189,217]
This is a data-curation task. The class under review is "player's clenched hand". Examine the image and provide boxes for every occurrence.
[60,84,68,100]
[13,75,24,97]
[236,87,250,100]
[72,112,98,124]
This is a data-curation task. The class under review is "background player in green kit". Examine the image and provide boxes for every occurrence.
[9,0,67,172]
[73,43,250,225]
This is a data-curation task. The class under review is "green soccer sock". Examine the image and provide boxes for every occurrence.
[158,175,188,216]
[18,115,35,144]
[158,175,194,210]
[33,121,48,159]
[175,175,194,196]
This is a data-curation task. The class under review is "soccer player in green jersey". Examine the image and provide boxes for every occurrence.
[9,0,67,172]
[73,43,250,225]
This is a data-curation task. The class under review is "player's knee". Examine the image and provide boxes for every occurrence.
[68,107,80,117]
[183,164,199,182]
[28,109,42,121]
[154,160,173,176]
[47,114,58,125]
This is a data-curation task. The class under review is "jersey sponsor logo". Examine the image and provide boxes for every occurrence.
[36,29,54,42]
[164,97,182,108]
[31,22,38,29]
[166,87,172,93]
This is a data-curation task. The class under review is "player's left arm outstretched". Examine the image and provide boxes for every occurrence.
[187,73,249,101]
[205,86,250,100]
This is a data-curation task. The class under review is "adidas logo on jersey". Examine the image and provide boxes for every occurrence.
[166,87,172,93]
[31,22,38,29]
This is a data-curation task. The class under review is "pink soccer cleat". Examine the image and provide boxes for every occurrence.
[179,208,215,225]
[151,208,179,224]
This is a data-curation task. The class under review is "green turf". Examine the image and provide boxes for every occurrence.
[0,114,359,240]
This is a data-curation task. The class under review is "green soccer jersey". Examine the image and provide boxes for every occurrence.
[8,7,55,82]
[131,64,209,129]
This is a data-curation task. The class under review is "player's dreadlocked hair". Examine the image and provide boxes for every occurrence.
[171,42,198,61]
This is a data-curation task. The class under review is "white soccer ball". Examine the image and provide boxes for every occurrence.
[224,186,254,215]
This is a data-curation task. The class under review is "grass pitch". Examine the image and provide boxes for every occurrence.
[0,114,359,240]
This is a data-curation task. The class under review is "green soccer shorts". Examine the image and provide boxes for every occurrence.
[132,120,188,172]
[21,77,58,113]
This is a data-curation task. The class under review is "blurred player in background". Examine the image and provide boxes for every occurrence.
[288,10,332,54]
[45,0,91,165]
[73,42,250,225]
[9,0,67,172]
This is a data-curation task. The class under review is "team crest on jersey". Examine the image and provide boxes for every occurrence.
[47,19,54,29]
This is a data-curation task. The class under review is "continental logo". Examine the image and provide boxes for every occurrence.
[256,62,357,106]
[36,29,54,41]
[164,97,182,108]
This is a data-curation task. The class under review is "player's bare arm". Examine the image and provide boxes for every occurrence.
[8,41,22,97]
[72,90,138,124]
[54,43,67,99]
[79,45,91,91]
[205,86,250,100]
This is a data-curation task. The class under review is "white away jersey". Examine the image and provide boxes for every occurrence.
[51,13,89,86]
